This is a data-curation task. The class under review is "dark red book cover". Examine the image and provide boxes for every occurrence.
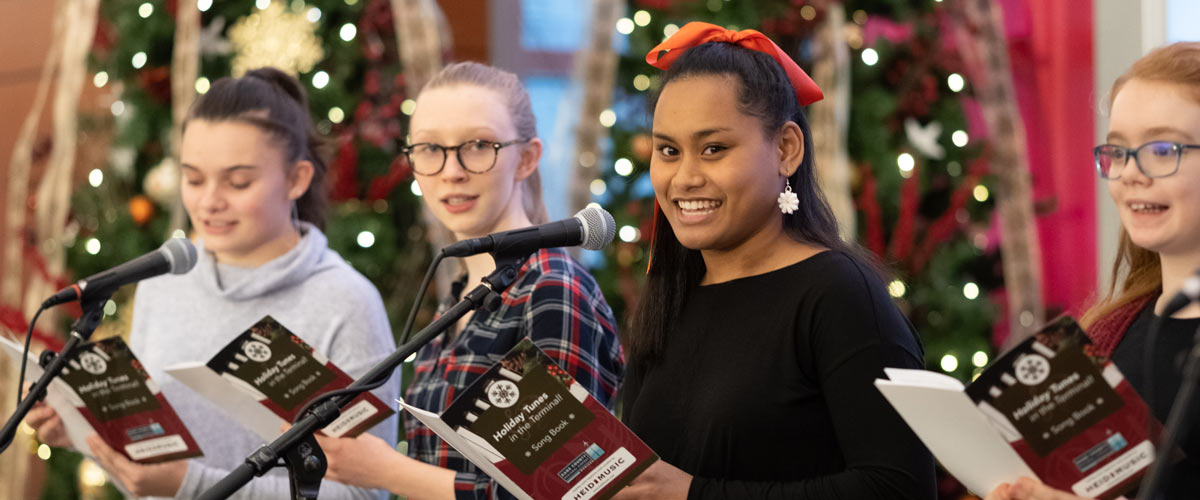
[403,338,657,500]
[965,317,1165,499]
[58,336,203,463]
[203,315,393,437]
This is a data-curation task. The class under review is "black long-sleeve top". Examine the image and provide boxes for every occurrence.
[623,251,936,499]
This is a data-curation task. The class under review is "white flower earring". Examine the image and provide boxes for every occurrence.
[777,179,800,214]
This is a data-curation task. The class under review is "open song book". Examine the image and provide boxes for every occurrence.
[876,317,1164,499]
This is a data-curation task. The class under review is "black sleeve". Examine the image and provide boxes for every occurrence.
[687,258,935,500]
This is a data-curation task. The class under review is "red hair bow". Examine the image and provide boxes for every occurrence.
[645,21,824,106]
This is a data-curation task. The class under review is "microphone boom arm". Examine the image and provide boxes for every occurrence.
[199,252,529,500]
[0,294,111,453]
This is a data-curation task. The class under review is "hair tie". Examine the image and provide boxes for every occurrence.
[646,21,823,106]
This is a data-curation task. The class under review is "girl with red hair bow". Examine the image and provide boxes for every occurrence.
[616,22,935,500]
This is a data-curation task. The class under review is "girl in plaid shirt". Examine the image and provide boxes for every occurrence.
[313,62,624,500]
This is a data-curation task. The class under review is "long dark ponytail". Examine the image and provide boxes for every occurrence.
[183,67,329,228]
[626,42,878,368]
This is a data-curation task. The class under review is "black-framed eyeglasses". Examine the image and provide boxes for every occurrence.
[1094,141,1200,180]
[403,138,531,176]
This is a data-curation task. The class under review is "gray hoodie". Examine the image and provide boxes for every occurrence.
[130,223,398,500]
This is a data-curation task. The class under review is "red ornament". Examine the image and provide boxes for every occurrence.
[329,134,361,201]
[136,67,172,104]
[366,155,413,201]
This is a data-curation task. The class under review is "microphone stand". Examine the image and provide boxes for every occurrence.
[199,252,529,500]
[1138,319,1200,499]
[0,294,111,453]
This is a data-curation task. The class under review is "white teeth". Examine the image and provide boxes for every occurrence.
[1130,202,1167,213]
[677,199,721,211]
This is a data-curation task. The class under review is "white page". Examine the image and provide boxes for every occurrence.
[0,336,134,497]
[398,398,534,500]
[875,378,1036,496]
[165,361,284,441]
[1,336,96,453]
[883,367,966,391]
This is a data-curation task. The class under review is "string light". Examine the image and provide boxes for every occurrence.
[110,100,126,117]
[339,23,357,41]
[195,77,210,94]
[86,238,101,255]
[897,153,915,178]
[633,10,651,26]
[633,74,650,91]
[972,351,989,368]
[401,99,416,115]
[590,179,607,196]
[88,169,103,187]
[306,7,321,22]
[952,130,969,147]
[973,185,989,202]
[312,71,329,89]
[410,180,422,197]
[197,0,213,12]
[940,354,959,373]
[79,459,108,487]
[888,280,906,298]
[93,71,108,88]
[138,2,153,18]
[861,48,879,66]
[132,52,147,69]
[619,226,640,243]
[614,158,633,177]
[598,109,616,128]
[947,73,965,92]
[37,444,51,460]
[663,23,679,38]
[328,107,345,123]
[963,282,980,300]
[172,229,187,239]
[356,231,375,248]
[616,18,634,35]
[256,0,270,9]
[103,300,117,316]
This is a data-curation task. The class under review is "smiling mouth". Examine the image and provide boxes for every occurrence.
[676,199,722,216]
[443,195,479,206]
[1129,202,1168,214]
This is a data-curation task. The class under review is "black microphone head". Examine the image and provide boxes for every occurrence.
[160,237,198,275]
[574,205,616,251]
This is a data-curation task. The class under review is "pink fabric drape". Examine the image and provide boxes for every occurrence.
[1001,0,1097,317]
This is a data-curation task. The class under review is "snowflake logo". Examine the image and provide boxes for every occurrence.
[79,352,108,375]
[486,380,520,409]
[243,341,272,363]
[1014,354,1051,386]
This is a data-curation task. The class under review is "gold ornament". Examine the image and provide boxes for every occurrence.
[129,195,156,226]
[227,2,324,77]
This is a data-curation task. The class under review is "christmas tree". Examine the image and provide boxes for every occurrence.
[37,1,430,496]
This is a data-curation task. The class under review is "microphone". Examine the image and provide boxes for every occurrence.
[442,205,616,258]
[1160,271,1200,318]
[43,238,198,308]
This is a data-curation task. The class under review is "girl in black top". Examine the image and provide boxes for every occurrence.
[615,22,935,500]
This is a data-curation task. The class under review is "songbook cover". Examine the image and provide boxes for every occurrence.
[965,317,1162,499]
[57,336,203,463]
[876,317,1163,500]
[166,315,393,439]
[401,338,657,500]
